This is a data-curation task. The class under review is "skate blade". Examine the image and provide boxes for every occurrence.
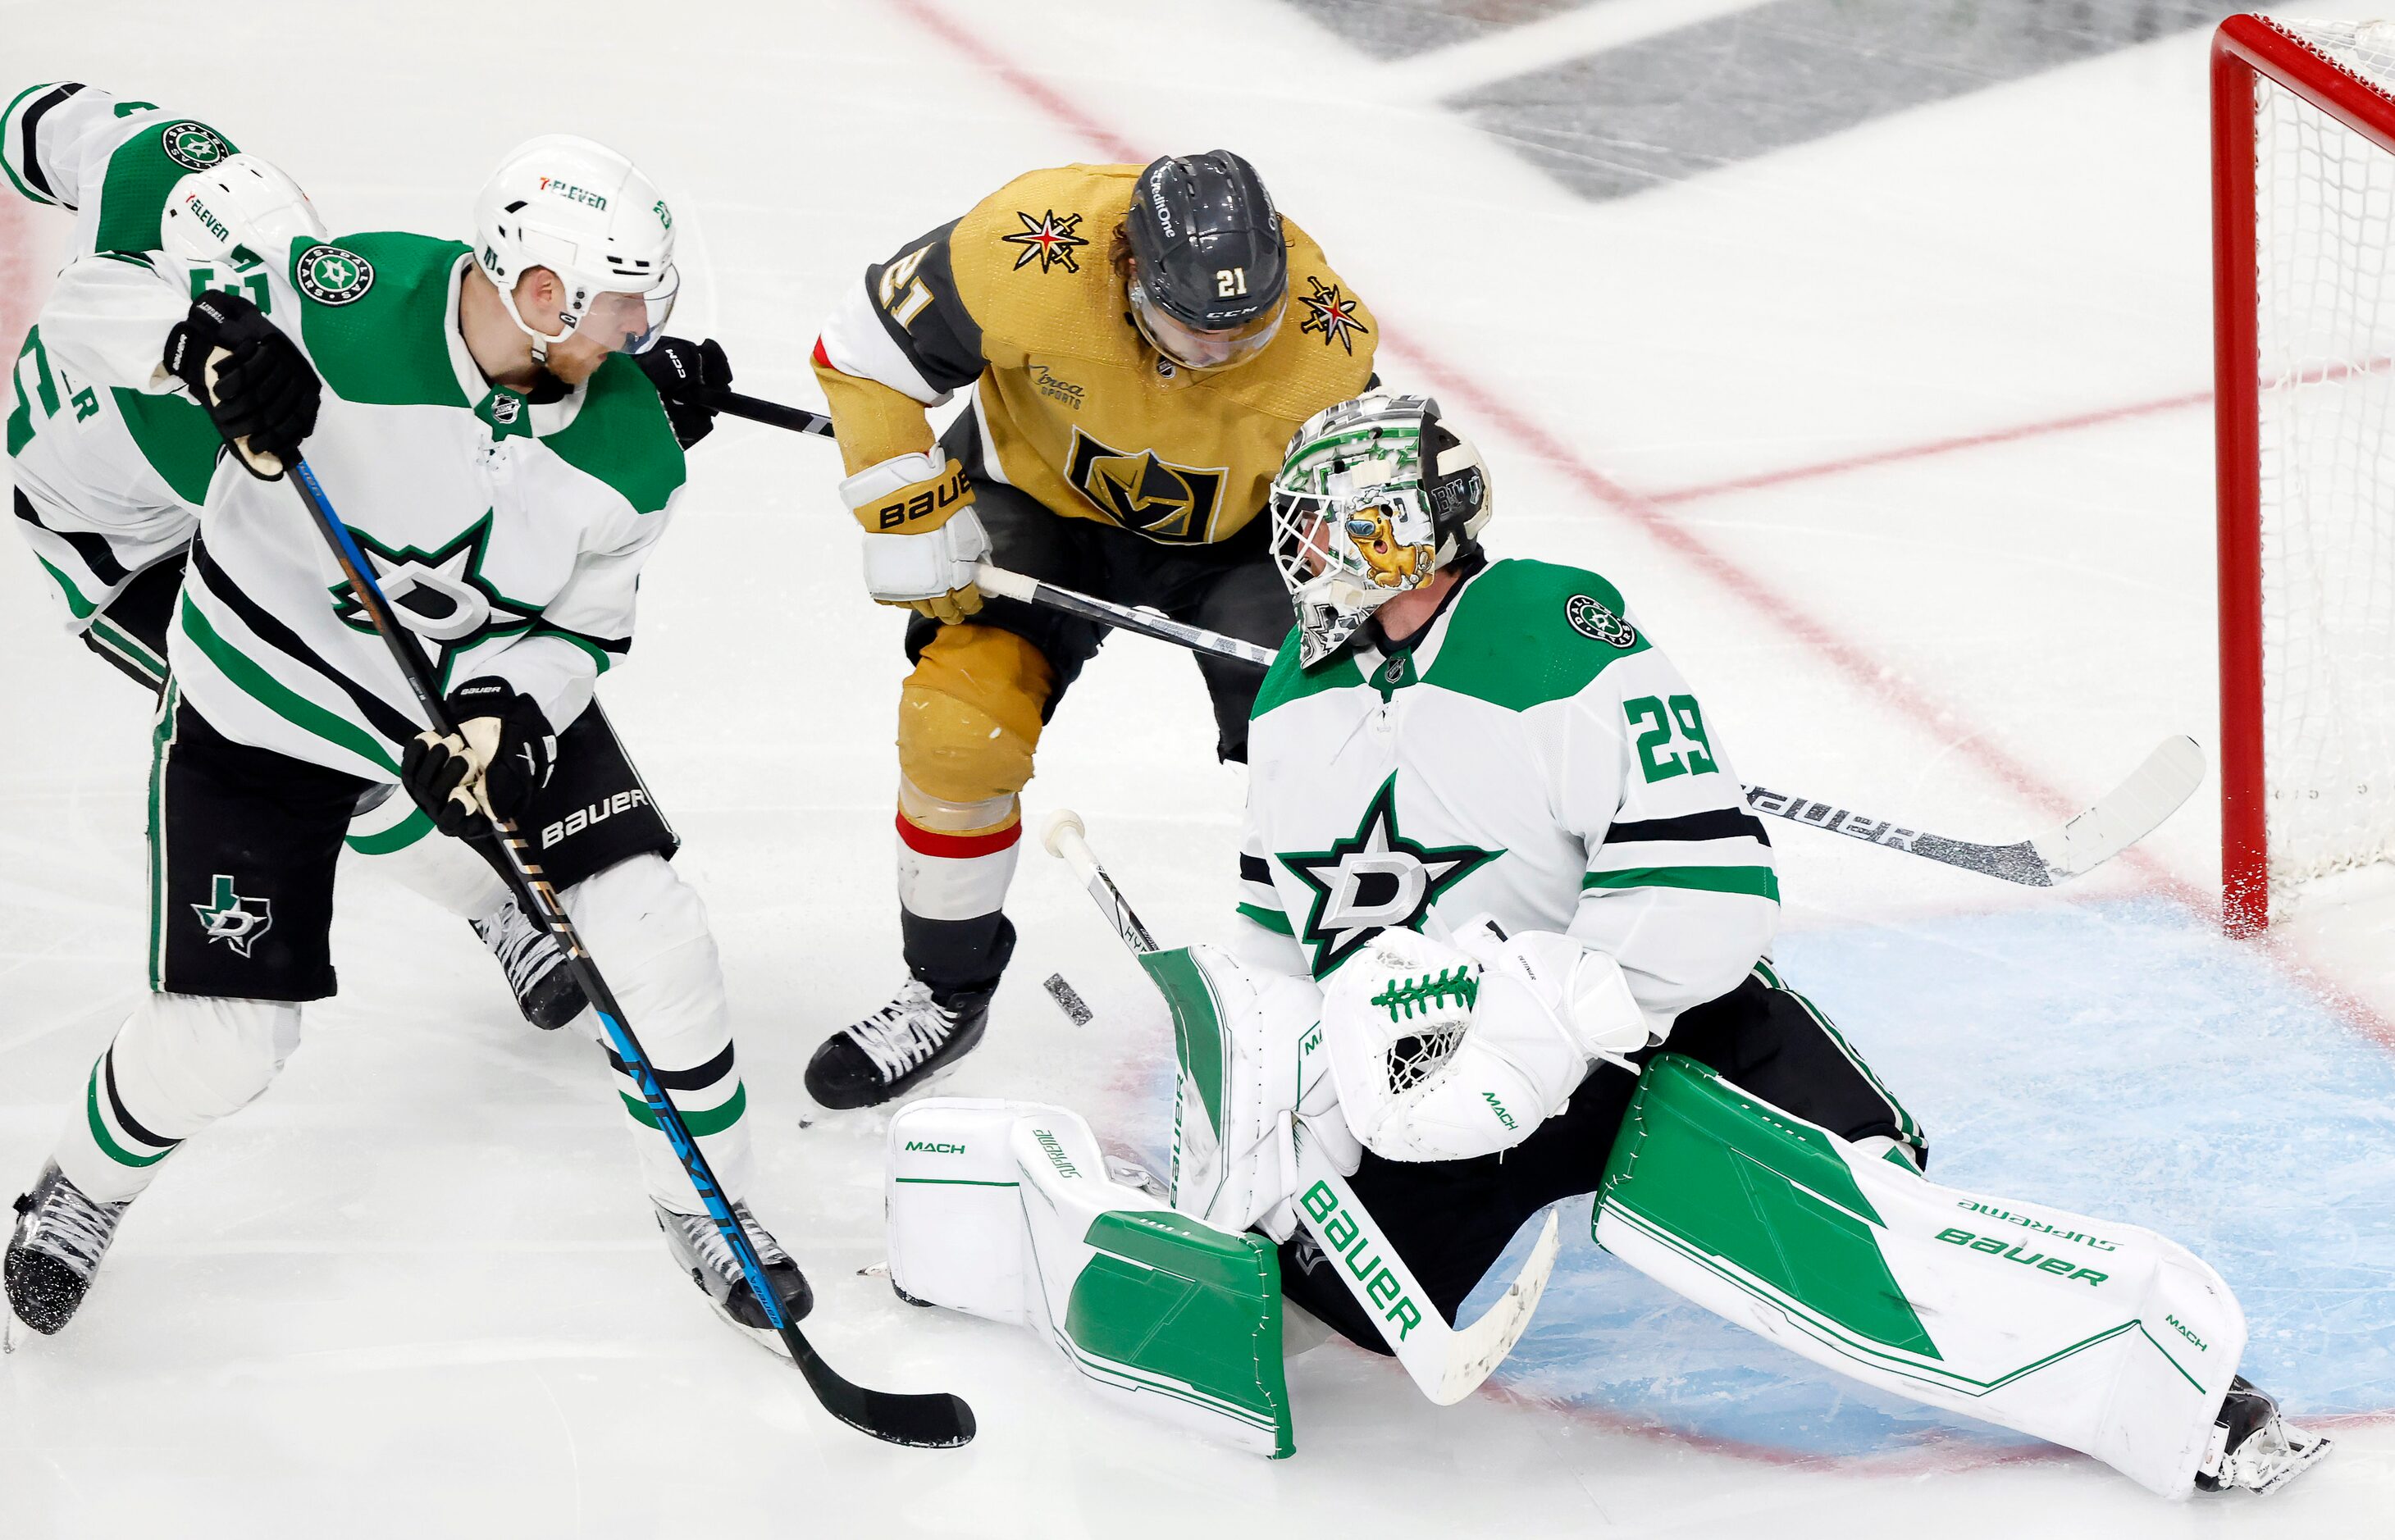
[705,1293,794,1364]
[2252,1428,2333,1496]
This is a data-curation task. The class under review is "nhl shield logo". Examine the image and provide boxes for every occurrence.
[296,244,376,306]
[1565,593,1639,649]
[160,121,232,172]
[191,875,273,957]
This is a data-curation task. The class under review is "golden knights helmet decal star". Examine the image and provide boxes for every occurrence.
[328,513,544,688]
[1280,775,1499,976]
[1064,427,1228,543]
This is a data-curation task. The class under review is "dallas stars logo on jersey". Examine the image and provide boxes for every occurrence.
[1280,775,1499,975]
[191,874,272,957]
[328,513,542,687]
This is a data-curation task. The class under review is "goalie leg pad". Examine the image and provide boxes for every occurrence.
[1596,1055,2245,1498]
[887,1097,1294,1457]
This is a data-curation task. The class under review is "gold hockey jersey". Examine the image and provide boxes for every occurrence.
[812,162,1377,545]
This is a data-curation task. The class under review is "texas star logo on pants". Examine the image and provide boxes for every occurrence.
[191,874,273,957]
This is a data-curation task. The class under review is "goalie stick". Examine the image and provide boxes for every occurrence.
[988,567,2202,891]
[723,392,2203,888]
[1040,809,1562,1406]
[267,449,973,1450]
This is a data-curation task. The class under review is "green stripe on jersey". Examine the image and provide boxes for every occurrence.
[36,557,97,618]
[113,387,224,504]
[345,804,435,855]
[1250,639,1363,721]
[1235,901,1293,935]
[2,84,62,205]
[1421,558,1650,712]
[179,596,401,775]
[541,353,686,515]
[1584,864,1781,901]
[295,233,474,409]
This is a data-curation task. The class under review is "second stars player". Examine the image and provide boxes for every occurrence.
[805,151,1378,1108]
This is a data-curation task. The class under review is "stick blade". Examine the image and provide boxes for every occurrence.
[787,1331,978,1448]
[2032,735,2206,881]
[1430,1208,1562,1406]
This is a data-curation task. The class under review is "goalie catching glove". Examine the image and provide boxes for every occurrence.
[399,677,558,836]
[842,450,988,623]
[1323,921,1651,1163]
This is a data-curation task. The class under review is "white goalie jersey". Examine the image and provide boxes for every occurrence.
[1233,556,1777,1037]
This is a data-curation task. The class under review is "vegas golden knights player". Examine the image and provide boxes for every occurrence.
[805,152,1377,1107]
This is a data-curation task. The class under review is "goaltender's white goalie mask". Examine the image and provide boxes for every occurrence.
[1269,392,1493,667]
[472,134,680,359]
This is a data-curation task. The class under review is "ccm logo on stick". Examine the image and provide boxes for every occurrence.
[541,789,648,849]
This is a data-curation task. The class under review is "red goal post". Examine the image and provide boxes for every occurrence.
[2212,15,2395,934]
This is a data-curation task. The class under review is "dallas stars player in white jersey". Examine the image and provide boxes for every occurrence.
[872,394,2326,1497]
[2,130,805,1352]
[2,81,595,1032]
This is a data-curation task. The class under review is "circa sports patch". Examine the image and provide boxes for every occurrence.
[294,244,375,305]
[1566,592,1639,648]
[159,121,231,172]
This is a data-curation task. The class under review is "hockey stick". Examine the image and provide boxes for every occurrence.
[705,389,834,438]
[271,453,973,1449]
[1744,736,2206,887]
[718,389,2205,890]
[1040,809,1561,1406]
[992,570,2202,890]
[974,564,1280,667]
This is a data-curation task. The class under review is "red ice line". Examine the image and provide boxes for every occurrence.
[886,0,2395,1060]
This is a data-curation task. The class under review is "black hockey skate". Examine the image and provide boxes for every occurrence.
[654,1201,813,1354]
[2195,1375,2332,1494]
[6,1162,132,1335]
[472,900,587,1030]
[804,980,992,1109]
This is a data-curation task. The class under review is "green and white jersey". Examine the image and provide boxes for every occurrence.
[5,82,240,634]
[38,229,686,781]
[1234,558,1778,1034]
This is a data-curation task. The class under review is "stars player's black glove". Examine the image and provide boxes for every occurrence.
[400,677,557,837]
[635,335,732,449]
[162,289,320,479]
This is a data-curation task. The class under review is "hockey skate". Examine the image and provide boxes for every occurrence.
[2195,1376,2332,1495]
[805,979,992,1109]
[6,1163,132,1336]
[472,899,588,1030]
[654,1200,813,1355]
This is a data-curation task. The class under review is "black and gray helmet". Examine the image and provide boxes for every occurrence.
[1125,150,1286,331]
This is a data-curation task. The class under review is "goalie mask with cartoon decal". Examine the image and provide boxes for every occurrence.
[1269,393,1493,666]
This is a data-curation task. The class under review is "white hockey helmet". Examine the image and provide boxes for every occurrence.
[472,134,678,358]
[159,153,328,267]
[1268,393,1493,666]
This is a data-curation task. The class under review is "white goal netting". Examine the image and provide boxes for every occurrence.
[2251,17,2395,895]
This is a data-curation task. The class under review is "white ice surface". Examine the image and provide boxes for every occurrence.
[3,2,2393,1535]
